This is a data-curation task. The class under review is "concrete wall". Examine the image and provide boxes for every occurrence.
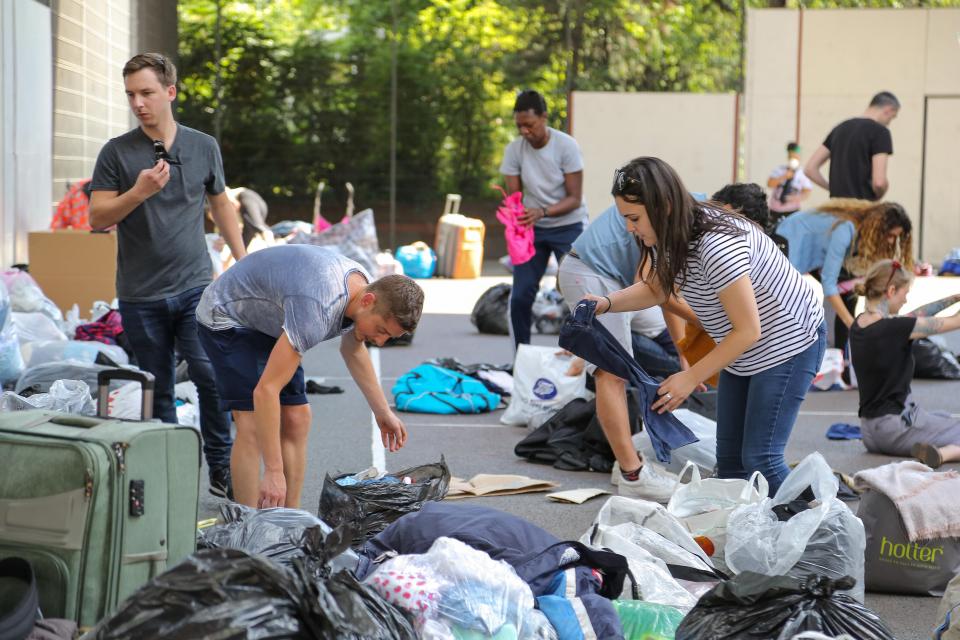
[570,91,738,217]
[744,7,960,262]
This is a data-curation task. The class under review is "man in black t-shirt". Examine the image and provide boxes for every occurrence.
[805,91,898,201]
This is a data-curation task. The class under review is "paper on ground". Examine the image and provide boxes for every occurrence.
[446,474,559,499]
[546,488,610,504]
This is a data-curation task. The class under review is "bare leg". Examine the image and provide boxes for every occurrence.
[230,410,261,507]
[279,404,312,508]
[594,369,642,472]
[939,444,960,463]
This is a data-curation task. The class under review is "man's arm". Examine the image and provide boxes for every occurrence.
[208,191,247,261]
[89,160,169,230]
[340,333,407,451]
[804,145,831,191]
[518,171,584,225]
[252,332,303,508]
[504,175,522,195]
[871,153,890,199]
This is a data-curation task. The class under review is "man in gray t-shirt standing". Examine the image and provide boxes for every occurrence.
[500,90,587,347]
[90,53,246,499]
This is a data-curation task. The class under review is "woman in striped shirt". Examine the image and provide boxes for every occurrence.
[591,157,826,493]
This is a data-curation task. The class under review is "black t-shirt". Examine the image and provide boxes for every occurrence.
[849,315,916,418]
[823,118,893,200]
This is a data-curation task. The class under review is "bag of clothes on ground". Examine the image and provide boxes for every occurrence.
[854,461,960,596]
[501,345,587,428]
[471,283,511,335]
[424,357,513,396]
[675,573,895,640]
[396,241,438,279]
[0,281,24,385]
[724,453,866,601]
[288,208,380,275]
[0,379,95,415]
[393,364,501,414]
[913,336,960,380]
[319,458,451,546]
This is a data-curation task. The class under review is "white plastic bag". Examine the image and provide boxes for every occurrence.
[25,340,128,368]
[501,345,586,426]
[11,311,67,345]
[364,537,550,639]
[725,452,866,601]
[0,379,95,415]
[666,462,768,571]
[0,282,23,384]
[636,408,717,475]
[0,270,62,322]
[812,347,847,391]
[580,496,717,610]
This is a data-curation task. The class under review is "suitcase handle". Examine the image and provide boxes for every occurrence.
[96,369,155,421]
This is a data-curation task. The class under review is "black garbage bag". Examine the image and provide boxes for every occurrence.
[89,548,416,640]
[913,338,960,379]
[471,283,511,335]
[197,503,359,575]
[675,573,895,640]
[318,457,451,546]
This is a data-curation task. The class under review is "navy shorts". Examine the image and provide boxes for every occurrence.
[197,324,307,412]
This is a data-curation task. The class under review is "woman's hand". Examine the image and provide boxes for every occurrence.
[679,355,709,392]
[653,370,700,414]
[582,294,612,315]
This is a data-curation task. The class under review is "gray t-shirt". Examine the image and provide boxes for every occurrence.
[499,127,588,228]
[196,245,370,354]
[90,125,225,302]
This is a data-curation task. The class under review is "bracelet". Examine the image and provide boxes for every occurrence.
[541,207,549,219]
[602,295,613,313]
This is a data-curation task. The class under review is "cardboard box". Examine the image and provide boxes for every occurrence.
[28,230,116,314]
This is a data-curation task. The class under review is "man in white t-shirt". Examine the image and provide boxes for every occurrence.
[500,90,588,347]
[767,142,813,221]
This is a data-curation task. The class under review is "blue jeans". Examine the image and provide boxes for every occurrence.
[632,329,680,380]
[510,222,583,347]
[118,285,232,472]
[716,322,826,495]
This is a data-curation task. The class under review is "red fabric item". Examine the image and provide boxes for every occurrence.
[75,309,124,346]
[493,185,535,266]
[51,179,92,230]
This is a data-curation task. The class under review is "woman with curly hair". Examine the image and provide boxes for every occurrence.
[775,198,912,352]
[587,157,825,495]
[849,259,960,466]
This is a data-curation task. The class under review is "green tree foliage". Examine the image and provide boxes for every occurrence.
[178,0,956,208]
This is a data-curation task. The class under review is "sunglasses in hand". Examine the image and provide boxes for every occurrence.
[153,140,181,165]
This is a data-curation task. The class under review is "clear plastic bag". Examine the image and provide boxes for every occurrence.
[11,311,66,344]
[364,536,548,639]
[16,361,116,397]
[725,452,866,601]
[0,379,94,415]
[0,270,62,322]
[25,339,128,368]
[636,409,717,475]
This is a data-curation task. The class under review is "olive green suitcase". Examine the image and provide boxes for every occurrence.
[0,369,200,628]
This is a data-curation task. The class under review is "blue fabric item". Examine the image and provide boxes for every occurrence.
[775,210,855,297]
[558,299,698,463]
[826,422,862,440]
[357,502,625,640]
[392,364,500,414]
[511,222,583,347]
[395,243,437,278]
[632,328,681,380]
[716,322,827,495]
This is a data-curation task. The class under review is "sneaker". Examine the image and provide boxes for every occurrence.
[618,464,679,503]
[912,442,943,469]
[209,466,234,501]
[610,461,621,486]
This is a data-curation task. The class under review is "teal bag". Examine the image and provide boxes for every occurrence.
[612,600,684,640]
[392,364,500,414]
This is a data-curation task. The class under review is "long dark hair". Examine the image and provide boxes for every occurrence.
[612,157,746,296]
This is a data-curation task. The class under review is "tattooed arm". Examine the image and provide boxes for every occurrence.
[906,293,960,319]
[909,312,960,340]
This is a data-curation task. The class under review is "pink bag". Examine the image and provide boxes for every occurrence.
[493,185,535,266]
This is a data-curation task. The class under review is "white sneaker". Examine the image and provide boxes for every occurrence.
[610,461,620,486]
[617,464,679,503]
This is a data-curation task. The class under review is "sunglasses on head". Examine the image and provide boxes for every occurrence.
[613,167,642,194]
[153,140,180,165]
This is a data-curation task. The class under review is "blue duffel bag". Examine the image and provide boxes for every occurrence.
[392,364,500,414]
[395,242,436,279]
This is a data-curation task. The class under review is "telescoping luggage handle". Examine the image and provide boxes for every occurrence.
[96,369,155,421]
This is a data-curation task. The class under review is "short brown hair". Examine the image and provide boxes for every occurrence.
[368,275,424,333]
[123,53,177,87]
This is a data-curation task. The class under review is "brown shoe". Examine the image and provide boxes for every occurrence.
[912,443,943,469]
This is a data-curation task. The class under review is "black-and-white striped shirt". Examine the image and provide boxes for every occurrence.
[679,214,824,376]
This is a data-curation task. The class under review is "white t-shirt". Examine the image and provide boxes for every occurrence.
[679,213,823,376]
[768,165,814,213]
[499,127,588,229]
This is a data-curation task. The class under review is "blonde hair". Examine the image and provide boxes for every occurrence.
[816,199,913,275]
[854,259,913,300]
